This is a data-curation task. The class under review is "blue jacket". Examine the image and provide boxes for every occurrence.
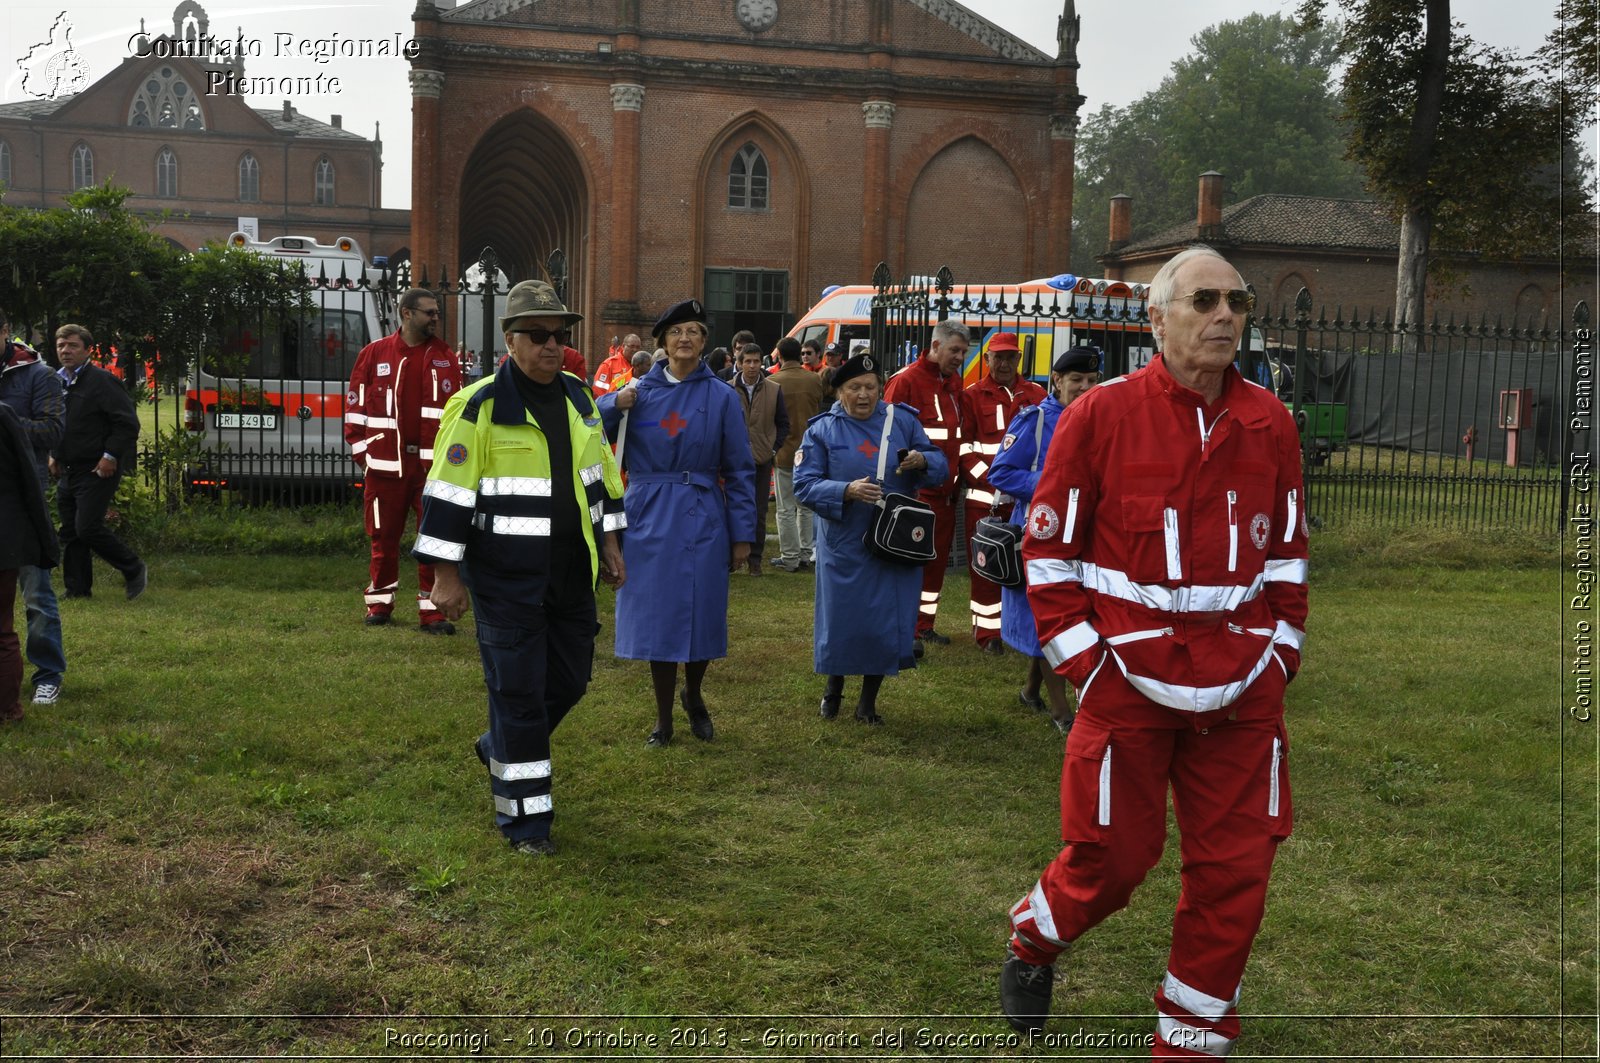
[0,340,65,480]
[795,400,947,676]
[987,395,1064,657]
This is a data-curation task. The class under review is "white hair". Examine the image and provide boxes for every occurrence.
[1147,244,1242,347]
[931,318,970,345]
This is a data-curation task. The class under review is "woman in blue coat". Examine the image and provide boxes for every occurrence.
[794,353,948,724]
[987,346,1101,733]
[598,299,757,747]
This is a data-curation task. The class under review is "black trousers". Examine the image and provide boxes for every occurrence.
[468,540,598,843]
[751,461,773,560]
[58,468,142,596]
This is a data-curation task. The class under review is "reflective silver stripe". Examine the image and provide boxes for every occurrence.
[1097,745,1112,825]
[1227,490,1238,572]
[419,448,433,461]
[480,477,552,497]
[974,617,1002,631]
[364,591,394,605]
[1027,558,1082,587]
[1163,506,1182,580]
[579,463,605,486]
[365,416,399,430]
[1157,1016,1234,1057]
[1264,558,1308,584]
[969,460,990,480]
[491,757,551,782]
[966,488,996,506]
[492,516,551,537]
[924,427,950,440]
[1104,627,1169,646]
[921,591,940,601]
[345,411,368,426]
[1063,487,1080,544]
[1023,881,1066,945]
[1284,488,1298,542]
[358,383,365,406]
[370,498,381,531]
[493,795,518,817]
[1042,620,1099,667]
[589,501,605,526]
[971,600,1003,617]
[414,534,466,561]
[522,794,553,815]
[970,440,1001,456]
[1109,641,1278,713]
[421,406,444,419]
[1163,971,1240,1017]
[933,395,944,421]
[423,479,477,508]
[365,455,402,473]
[994,405,1005,432]
[603,511,628,532]
[1273,620,1306,651]
[350,438,369,455]
[1076,650,1107,702]
[1080,563,1264,613]
[1268,737,1282,817]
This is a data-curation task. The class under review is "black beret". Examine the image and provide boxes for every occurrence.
[832,352,880,388]
[1053,345,1101,375]
[652,298,707,338]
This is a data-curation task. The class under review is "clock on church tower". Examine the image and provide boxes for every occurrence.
[736,0,777,32]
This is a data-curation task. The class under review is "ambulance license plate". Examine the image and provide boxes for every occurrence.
[214,412,278,430]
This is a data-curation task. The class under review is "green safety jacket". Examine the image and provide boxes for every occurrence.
[413,362,626,592]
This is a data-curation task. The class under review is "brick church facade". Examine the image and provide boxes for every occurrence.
[407,0,1084,358]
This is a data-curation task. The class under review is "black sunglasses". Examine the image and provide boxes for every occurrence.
[509,327,572,345]
[1180,288,1254,315]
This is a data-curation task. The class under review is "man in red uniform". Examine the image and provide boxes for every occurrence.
[1000,247,1309,1059]
[959,332,1045,654]
[883,319,968,653]
[344,287,463,632]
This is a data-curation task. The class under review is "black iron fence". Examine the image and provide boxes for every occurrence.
[866,264,1579,533]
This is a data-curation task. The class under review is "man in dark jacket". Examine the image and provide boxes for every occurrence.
[1,402,60,722]
[47,324,145,601]
[0,309,67,704]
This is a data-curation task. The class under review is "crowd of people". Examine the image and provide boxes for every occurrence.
[3,246,1308,1057]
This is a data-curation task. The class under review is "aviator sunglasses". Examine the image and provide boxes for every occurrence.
[509,327,572,345]
[1179,288,1255,315]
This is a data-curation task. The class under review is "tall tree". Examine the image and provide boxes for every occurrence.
[1301,0,1588,330]
[1071,12,1364,274]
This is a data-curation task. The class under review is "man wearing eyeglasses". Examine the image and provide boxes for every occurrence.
[344,287,462,633]
[1001,246,1308,1060]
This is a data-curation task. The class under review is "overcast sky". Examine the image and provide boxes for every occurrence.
[2,0,1581,211]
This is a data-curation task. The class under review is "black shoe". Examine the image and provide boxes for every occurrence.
[913,638,925,660]
[364,612,392,627]
[1018,689,1047,714]
[646,728,673,747]
[1000,951,1055,1034]
[63,591,91,600]
[982,640,1005,657]
[512,837,556,857]
[420,620,457,636]
[855,703,883,726]
[748,557,763,577]
[798,559,814,572]
[124,563,148,601]
[681,688,714,741]
[473,731,490,768]
[1054,712,1076,737]
[819,694,841,719]
[921,630,951,646]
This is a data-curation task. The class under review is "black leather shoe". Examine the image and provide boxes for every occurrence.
[646,728,673,747]
[473,731,491,768]
[921,630,951,646]
[855,704,883,726]
[982,640,1005,656]
[512,838,557,857]
[63,591,91,600]
[1018,689,1047,714]
[681,688,715,741]
[1000,951,1055,1034]
[819,694,841,719]
[913,638,925,660]
[420,620,457,635]
[124,563,148,601]
[363,612,391,627]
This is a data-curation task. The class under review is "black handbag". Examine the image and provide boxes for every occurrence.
[863,406,938,566]
[967,402,1047,588]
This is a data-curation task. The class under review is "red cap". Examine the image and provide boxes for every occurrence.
[988,332,1021,354]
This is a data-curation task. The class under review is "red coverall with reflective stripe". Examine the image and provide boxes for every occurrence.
[344,332,462,621]
[883,355,964,636]
[959,373,1044,645]
[1007,355,1308,1059]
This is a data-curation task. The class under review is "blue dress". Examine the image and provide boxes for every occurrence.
[794,400,949,676]
[987,394,1064,658]
[598,361,757,661]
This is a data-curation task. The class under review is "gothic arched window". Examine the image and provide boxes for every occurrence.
[728,143,768,210]
[72,143,93,189]
[239,153,260,203]
[156,147,177,197]
[314,156,335,205]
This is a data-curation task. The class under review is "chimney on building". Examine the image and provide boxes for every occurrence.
[331,114,342,129]
[1198,171,1224,240]
[282,100,292,121]
[1108,194,1132,250]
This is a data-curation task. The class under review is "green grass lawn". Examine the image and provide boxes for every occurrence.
[0,538,1590,1060]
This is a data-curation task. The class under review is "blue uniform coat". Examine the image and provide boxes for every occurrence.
[598,361,757,662]
[794,400,948,676]
[987,394,1064,657]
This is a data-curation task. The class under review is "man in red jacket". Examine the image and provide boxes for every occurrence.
[959,332,1044,654]
[883,320,968,653]
[344,288,463,632]
[1000,247,1308,1060]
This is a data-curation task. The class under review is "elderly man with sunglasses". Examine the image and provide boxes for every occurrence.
[1000,246,1308,1060]
[344,286,463,632]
